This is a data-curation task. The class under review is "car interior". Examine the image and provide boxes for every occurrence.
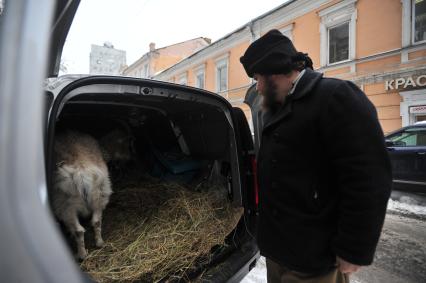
[45,82,258,282]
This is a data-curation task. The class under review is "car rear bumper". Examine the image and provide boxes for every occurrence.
[201,238,260,283]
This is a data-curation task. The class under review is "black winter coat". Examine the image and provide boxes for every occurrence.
[256,68,392,275]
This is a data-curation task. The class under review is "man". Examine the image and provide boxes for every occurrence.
[240,30,392,283]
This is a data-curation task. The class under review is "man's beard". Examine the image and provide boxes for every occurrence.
[261,76,282,114]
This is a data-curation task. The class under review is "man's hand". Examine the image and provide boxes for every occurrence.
[336,256,361,274]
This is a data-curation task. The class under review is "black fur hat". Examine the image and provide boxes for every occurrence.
[240,29,310,77]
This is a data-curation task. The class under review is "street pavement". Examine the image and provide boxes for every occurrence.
[242,192,426,283]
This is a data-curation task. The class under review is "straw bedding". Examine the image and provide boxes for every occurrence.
[80,176,244,283]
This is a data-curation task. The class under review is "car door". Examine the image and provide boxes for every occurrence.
[244,84,263,156]
[386,127,426,191]
[0,1,85,282]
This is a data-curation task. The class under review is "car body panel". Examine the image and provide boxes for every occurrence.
[244,84,263,156]
[0,1,84,282]
[386,124,426,193]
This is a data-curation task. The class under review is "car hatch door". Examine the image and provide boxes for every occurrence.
[47,0,81,77]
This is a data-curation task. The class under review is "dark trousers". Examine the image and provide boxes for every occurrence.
[266,258,350,283]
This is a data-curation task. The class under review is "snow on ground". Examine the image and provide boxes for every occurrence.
[387,197,426,217]
[241,257,365,283]
[241,256,266,283]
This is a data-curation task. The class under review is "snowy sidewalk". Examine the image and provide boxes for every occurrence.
[241,256,364,283]
[241,256,267,283]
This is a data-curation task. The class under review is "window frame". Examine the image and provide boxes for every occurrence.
[215,55,229,95]
[143,64,149,78]
[194,64,205,89]
[279,23,294,41]
[412,0,426,45]
[402,0,426,47]
[319,0,357,67]
[327,21,351,65]
[178,72,188,85]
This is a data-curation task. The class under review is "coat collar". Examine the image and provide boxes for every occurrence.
[289,68,323,101]
[263,69,323,132]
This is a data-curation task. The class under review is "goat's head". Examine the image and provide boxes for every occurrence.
[99,129,134,162]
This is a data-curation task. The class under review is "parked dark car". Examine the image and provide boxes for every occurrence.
[385,122,426,194]
[0,1,260,282]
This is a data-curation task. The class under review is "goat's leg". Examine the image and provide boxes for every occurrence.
[87,172,112,249]
[74,228,87,260]
[91,210,104,248]
[63,212,87,260]
[91,176,112,248]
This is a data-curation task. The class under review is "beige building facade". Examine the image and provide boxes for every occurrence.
[123,38,211,79]
[154,0,426,134]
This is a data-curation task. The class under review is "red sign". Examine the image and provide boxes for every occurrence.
[410,105,426,114]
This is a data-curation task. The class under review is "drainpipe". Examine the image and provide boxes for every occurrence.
[248,20,256,42]
[247,21,256,84]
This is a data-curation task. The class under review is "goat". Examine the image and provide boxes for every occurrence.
[51,129,132,260]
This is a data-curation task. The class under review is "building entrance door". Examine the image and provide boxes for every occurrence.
[400,89,426,126]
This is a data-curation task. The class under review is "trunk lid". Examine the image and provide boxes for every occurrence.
[244,84,263,156]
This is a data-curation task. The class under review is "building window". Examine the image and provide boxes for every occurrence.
[279,23,294,41]
[413,0,426,43]
[196,72,205,89]
[217,64,227,92]
[143,64,149,78]
[319,0,357,66]
[178,73,187,85]
[194,64,205,89]
[215,56,228,93]
[328,22,350,64]
[402,0,426,46]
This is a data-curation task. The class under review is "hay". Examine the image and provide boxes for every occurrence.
[80,178,243,283]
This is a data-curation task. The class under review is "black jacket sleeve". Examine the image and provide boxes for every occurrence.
[321,80,392,266]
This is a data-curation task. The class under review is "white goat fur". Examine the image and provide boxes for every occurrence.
[51,131,112,260]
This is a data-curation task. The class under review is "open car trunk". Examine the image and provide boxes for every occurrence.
[45,76,259,282]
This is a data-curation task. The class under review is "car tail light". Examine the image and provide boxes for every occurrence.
[250,155,259,208]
